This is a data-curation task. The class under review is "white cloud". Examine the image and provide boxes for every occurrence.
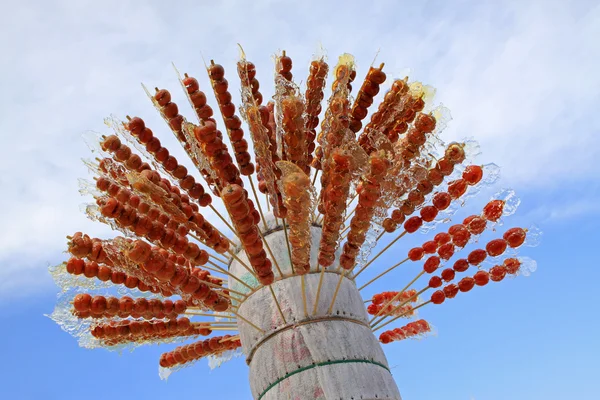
[1,0,598,299]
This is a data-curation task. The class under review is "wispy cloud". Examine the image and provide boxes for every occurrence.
[1,0,598,299]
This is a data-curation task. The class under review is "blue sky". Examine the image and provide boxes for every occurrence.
[1,0,599,399]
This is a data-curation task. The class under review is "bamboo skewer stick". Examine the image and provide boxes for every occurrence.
[205,260,254,291]
[311,169,320,187]
[372,300,432,332]
[209,253,230,265]
[230,310,265,334]
[184,311,237,319]
[249,177,268,230]
[369,271,426,327]
[353,230,408,279]
[327,270,347,314]
[197,278,246,298]
[227,250,258,280]
[209,204,238,237]
[193,321,239,325]
[258,228,284,278]
[281,219,294,274]
[312,267,326,315]
[219,335,240,343]
[301,275,308,318]
[269,285,287,324]
[376,230,385,241]
[358,257,410,291]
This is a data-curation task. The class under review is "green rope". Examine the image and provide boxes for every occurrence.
[257,358,390,400]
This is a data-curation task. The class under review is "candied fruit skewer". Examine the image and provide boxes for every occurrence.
[304,57,329,164]
[276,50,294,82]
[149,83,217,193]
[159,335,242,369]
[357,162,493,279]
[207,60,255,177]
[95,145,230,254]
[126,240,230,312]
[358,78,410,153]
[174,72,223,193]
[371,227,529,327]
[366,289,419,317]
[280,92,310,175]
[116,116,213,207]
[64,256,164,294]
[239,93,287,219]
[338,150,390,271]
[140,86,216,200]
[382,150,473,234]
[72,294,188,320]
[237,55,264,106]
[220,184,275,285]
[311,54,355,173]
[91,317,212,346]
[277,162,314,275]
[349,63,387,134]
[379,319,431,344]
[373,257,537,332]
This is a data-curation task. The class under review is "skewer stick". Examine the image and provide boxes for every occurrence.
[376,230,385,241]
[358,257,410,291]
[219,335,240,343]
[301,275,308,318]
[208,204,238,238]
[193,321,239,325]
[198,279,246,298]
[269,285,287,324]
[184,311,237,319]
[373,300,432,332]
[327,270,348,314]
[257,228,284,278]
[311,169,320,187]
[312,267,326,315]
[248,177,268,230]
[369,271,425,326]
[281,219,295,274]
[204,327,239,331]
[205,260,254,291]
[227,250,258,280]
[209,253,230,265]
[353,230,408,278]
[230,310,265,334]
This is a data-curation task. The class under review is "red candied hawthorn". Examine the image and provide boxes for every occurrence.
[463,165,483,185]
[447,179,468,199]
[453,259,469,272]
[382,218,397,233]
[489,265,507,282]
[434,232,451,245]
[474,270,490,286]
[504,227,527,248]
[440,268,455,282]
[467,249,487,266]
[380,332,392,344]
[408,247,425,261]
[464,215,487,235]
[504,258,521,274]
[437,243,455,260]
[420,206,438,222]
[458,277,475,292]
[429,275,443,288]
[404,216,423,233]
[448,224,471,247]
[483,200,505,222]
[486,238,508,257]
[73,293,92,312]
[423,256,441,273]
[422,241,438,254]
[431,290,446,304]
[432,192,452,210]
[443,283,459,299]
